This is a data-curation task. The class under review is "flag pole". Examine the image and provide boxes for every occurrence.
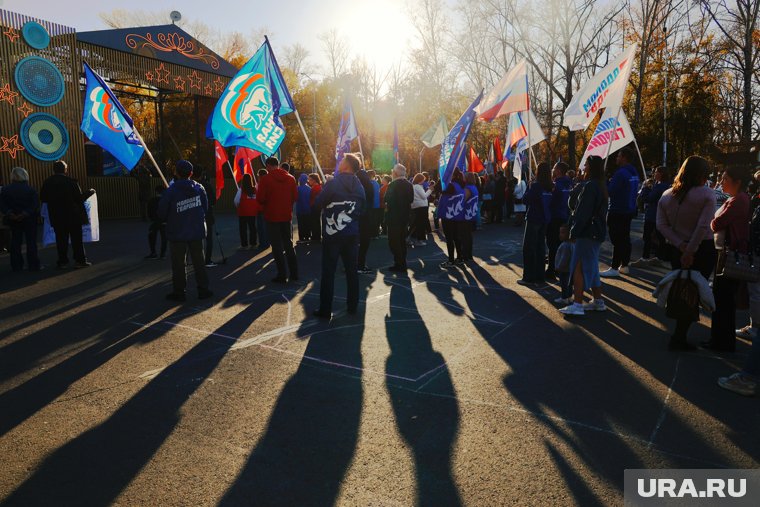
[294,109,324,182]
[632,137,647,180]
[357,133,366,168]
[419,147,424,174]
[134,129,170,188]
[226,160,240,189]
[602,107,624,173]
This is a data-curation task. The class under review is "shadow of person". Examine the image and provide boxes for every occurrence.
[218,267,371,507]
[383,273,463,507]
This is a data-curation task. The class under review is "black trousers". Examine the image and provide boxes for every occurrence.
[410,207,428,241]
[607,211,634,268]
[492,199,504,223]
[546,219,563,275]
[711,274,739,351]
[148,222,167,256]
[522,221,547,283]
[267,221,298,279]
[204,219,214,263]
[457,221,473,261]
[372,208,383,237]
[387,224,408,268]
[310,210,322,243]
[53,221,86,265]
[169,240,209,294]
[358,216,372,269]
[319,235,359,314]
[238,216,257,247]
[442,219,460,261]
[297,214,311,241]
[9,220,39,271]
[669,240,716,343]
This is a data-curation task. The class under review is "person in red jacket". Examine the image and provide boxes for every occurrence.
[235,173,259,250]
[256,157,298,283]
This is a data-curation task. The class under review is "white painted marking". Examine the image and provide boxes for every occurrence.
[648,357,681,448]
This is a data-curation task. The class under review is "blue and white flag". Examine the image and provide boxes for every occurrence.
[438,91,483,189]
[81,62,144,170]
[335,97,359,170]
[210,37,294,155]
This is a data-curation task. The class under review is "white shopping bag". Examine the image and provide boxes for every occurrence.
[41,194,100,247]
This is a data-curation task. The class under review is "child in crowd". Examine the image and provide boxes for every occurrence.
[145,185,166,259]
[554,223,574,304]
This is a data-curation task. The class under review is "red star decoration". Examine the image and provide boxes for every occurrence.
[213,77,224,92]
[154,64,170,84]
[0,83,19,105]
[188,71,202,90]
[0,135,25,159]
[3,27,19,43]
[17,102,33,118]
[174,76,186,91]
[204,83,213,96]
[145,71,154,82]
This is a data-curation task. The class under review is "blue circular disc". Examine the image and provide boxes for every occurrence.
[14,56,65,107]
[22,21,50,50]
[20,113,70,161]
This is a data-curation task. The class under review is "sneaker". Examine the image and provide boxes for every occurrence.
[440,260,456,268]
[649,259,668,268]
[554,297,573,305]
[237,245,248,251]
[271,276,288,283]
[629,258,650,267]
[600,268,620,278]
[454,259,466,266]
[619,265,630,275]
[145,253,158,259]
[73,261,92,269]
[357,267,374,275]
[736,326,758,340]
[312,309,331,319]
[516,279,535,287]
[718,373,757,396]
[582,299,607,312]
[559,302,585,316]
[205,261,218,268]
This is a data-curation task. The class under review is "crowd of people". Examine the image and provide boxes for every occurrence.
[2,147,759,397]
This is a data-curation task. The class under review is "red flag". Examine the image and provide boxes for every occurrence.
[467,146,485,173]
[234,147,260,182]
[214,141,228,199]
[493,137,503,163]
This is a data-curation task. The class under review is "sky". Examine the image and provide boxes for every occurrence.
[4,0,418,76]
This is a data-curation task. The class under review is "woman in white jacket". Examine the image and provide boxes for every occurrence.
[409,173,432,246]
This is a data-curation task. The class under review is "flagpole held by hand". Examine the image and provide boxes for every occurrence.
[134,128,170,188]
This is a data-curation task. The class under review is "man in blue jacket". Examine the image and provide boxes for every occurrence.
[296,173,312,244]
[158,160,212,302]
[367,169,381,237]
[312,153,366,318]
[546,162,572,280]
[601,147,640,278]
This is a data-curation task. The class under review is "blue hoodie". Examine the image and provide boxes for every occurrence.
[371,179,381,208]
[550,176,573,222]
[526,182,553,224]
[158,178,208,242]
[314,172,366,239]
[640,181,670,222]
[608,164,640,214]
[296,174,312,215]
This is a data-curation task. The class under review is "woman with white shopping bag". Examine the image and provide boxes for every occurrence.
[656,156,717,351]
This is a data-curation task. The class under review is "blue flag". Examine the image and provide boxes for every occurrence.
[210,37,294,155]
[439,91,483,189]
[80,62,144,170]
[335,97,359,170]
[393,119,399,163]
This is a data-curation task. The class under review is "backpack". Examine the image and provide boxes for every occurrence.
[666,270,700,322]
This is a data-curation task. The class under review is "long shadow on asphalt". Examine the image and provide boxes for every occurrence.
[218,274,366,507]
[1,296,269,506]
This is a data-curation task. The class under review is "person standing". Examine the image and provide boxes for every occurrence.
[560,156,609,316]
[601,147,640,277]
[379,175,391,235]
[655,156,717,350]
[234,173,258,250]
[410,173,432,246]
[312,154,366,318]
[256,168,270,250]
[0,167,41,271]
[518,163,553,286]
[367,170,382,237]
[546,162,572,280]
[296,173,312,244]
[438,169,466,268]
[40,160,94,269]
[631,166,671,267]
[384,164,414,272]
[145,185,167,259]
[461,172,479,262]
[256,157,298,283]
[492,171,506,223]
[158,160,212,302]
[192,166,217,267]
[356,167,376,274]
[706,167,751,352]
[308,173,323,244]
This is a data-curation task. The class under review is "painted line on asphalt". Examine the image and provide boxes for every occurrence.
[647,356,681,448]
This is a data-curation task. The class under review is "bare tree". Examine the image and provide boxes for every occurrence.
[408,0,456,107]
[282,43,313,78]
[319,29,350,79]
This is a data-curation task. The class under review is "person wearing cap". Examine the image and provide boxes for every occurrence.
[256,157,298,283]
[158,160,212,302]
[312,153,366,318]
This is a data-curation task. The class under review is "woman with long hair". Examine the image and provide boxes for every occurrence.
[560,156,608,315]
[234,173,258,249]
[518,162,553,286]
[655,156,717,350]
[706,166,751,352]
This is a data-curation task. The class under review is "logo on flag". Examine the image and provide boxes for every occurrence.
[578,109,636,170]
[439,91,483,189]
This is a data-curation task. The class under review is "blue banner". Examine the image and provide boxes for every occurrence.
[438,91,483,189]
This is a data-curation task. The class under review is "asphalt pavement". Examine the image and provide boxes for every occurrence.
[1,213,758,506]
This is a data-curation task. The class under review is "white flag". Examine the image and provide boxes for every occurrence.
[420,115,449,148]
[476,59,531,121]
[563,44,637,131]
[578,109,636,170]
